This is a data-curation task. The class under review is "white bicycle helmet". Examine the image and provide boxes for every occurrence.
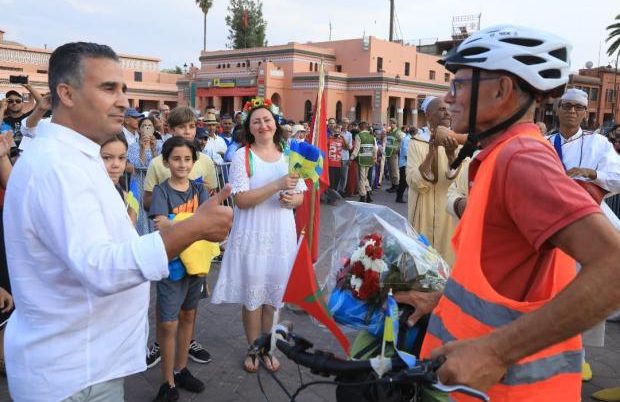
[441,25,571,96]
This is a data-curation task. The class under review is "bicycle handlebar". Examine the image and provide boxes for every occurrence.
[251,322,489,401]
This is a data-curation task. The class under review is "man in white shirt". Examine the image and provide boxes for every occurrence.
[547,88,620,197]
[546,87,620,385]
[3,42,233,402]
[203,113,227,160]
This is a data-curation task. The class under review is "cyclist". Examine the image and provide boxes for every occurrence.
[394,25,620,401]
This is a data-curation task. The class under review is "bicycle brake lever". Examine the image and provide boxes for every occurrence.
[432,382,490,402]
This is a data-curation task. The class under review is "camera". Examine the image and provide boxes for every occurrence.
[9,75,28,85]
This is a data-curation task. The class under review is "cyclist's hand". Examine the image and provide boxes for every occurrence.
[431,336,508,392]
[393,290,442,326]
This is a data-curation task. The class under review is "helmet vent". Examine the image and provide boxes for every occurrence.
[549,47,568,62]
[499,38,543,47]
[539,69,561,79]
[513,55,547,65]
[459,46,490,56]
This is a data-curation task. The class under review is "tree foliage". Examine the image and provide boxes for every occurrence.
[195,0,213,14]
[225,0,267,49]
[607,14,620,57]
[161,66,183,74]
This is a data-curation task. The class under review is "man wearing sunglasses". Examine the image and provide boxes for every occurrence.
[394,25,620,402]
[2,85,42,147]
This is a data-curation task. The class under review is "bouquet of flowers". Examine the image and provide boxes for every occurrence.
[318,202,450,336]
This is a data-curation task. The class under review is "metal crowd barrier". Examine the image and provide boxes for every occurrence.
[606,194,620,219]
[215,162,235,208]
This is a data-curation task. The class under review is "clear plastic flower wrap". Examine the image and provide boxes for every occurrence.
[315,201,450,335]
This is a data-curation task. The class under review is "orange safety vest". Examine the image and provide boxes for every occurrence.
[420,127,582,401]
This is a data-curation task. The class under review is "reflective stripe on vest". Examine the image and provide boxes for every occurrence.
[420,125,582,401]
[427,312,581,385]
[385,133,398,157]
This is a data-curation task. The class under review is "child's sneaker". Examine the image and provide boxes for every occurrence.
[188,339,212,364]
[152,383,179,402]
[174,367,205,393]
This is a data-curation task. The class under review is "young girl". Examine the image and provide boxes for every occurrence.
[100,133,137,226]
[149,136,208,401]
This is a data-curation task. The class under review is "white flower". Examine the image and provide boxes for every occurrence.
[369,259,387,273]
[350,275,363,292]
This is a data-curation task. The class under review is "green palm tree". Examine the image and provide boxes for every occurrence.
[196,0,214,51]
[607,14,620,57]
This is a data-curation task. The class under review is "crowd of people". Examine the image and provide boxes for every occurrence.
[1,23,620,402]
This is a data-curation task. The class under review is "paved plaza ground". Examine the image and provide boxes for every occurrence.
[0,190,618,401]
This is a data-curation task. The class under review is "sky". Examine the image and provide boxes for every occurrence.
[1,0,618,72]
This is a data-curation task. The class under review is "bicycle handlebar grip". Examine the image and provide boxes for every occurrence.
[431,355,446,371]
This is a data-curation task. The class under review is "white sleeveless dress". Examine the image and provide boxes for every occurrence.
[211,147,306,311]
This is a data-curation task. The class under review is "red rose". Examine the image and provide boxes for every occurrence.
[365,245,375,258]
[371,246,383,260]
[351,261,365,277]
[358,270,380,300]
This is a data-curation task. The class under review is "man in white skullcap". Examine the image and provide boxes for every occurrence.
[546,87,620,385]
[406,96,462,264]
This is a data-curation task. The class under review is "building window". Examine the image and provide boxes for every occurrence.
[336,65,342,73]
[304,100,313,121]
[377,57,384,72]
[236,62,241,67]
[404,62,410,76]
[37,69,48,74]
[217,64,221,69]
[606,89,616,103]
[134,71,142,82]
[336,101,343,121]
[314,63,318,72]
[591,87,599,101]
[227,63,230,68]
[429,70,436,80]
[444,73,450,82]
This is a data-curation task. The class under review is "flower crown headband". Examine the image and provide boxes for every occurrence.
[241,97,277,124]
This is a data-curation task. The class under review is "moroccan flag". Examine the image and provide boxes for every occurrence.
[295,64,329,261]
[306,90,329,192]
[283,235,350,354]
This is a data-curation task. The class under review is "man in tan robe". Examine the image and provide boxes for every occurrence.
[406,97,460,265]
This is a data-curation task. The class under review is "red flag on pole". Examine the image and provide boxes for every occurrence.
[295,62,329,261]
[283,235,350,354]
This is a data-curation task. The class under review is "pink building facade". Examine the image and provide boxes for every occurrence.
[0,30,181,112]
[181,36,452,127]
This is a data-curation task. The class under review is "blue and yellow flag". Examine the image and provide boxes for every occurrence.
[385,291,417,368]
[288,141,324,188]
[125,178,140,217]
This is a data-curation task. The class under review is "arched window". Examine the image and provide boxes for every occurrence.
[309,62,313,71]
[335,101,343,122]
[304,100,313,122]
[270,92,281,107]
[314,63,318,72]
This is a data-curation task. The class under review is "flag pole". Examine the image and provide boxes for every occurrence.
[307,60,325,249]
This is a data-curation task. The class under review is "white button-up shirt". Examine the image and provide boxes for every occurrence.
[4,122,169,402]
[547,128,620,194]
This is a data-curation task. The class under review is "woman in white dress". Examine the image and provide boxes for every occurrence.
[211,103,305,373]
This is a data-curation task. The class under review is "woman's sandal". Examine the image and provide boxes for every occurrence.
[243,349,260,374]
[260,351,280,373]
